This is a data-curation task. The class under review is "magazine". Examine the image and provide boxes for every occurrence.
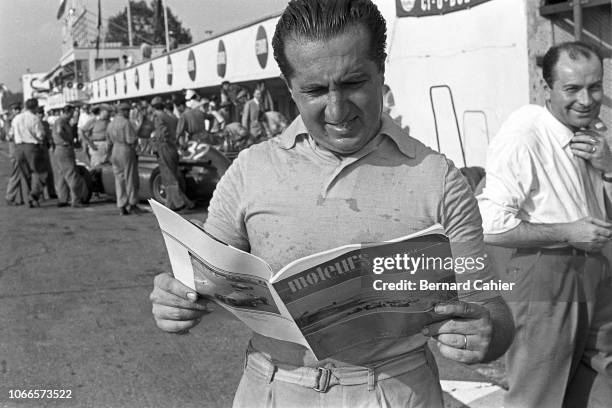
[149,199,457,360]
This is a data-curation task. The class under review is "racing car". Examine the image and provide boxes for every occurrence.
[76,141,231,206]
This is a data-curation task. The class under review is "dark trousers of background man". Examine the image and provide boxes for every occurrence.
[14,143,47,202]
[157,142,192,211]
[110,143,139,209]
[53,145,86,206]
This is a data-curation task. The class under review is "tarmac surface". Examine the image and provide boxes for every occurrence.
[0,141,506,408]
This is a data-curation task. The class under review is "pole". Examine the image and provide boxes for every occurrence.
[573,0,582,40]
[162,0,170,53]
[127,0,133,46]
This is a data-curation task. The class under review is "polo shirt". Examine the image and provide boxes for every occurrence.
[106,116,137,145]
[204,113,498,367]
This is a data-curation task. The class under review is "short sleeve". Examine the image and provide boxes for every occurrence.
[441,161,499,303]
[204,151,250,251]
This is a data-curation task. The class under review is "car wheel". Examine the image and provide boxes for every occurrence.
[77,165,93,204]
[150,168,167,206]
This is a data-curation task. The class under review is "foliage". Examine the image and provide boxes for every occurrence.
[104,0,192,47]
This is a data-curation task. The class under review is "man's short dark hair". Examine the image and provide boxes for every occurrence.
[62,105,75,114]
[542,41,603,88]
[272,0,387,81]
[172,93,186,107]
[25,98,39,111]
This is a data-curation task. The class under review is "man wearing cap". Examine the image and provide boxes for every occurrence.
[52,105,87,208]
[81,104,111,168]
[106,102,141,215]
[150,1,514,406]
[151,96,194,211]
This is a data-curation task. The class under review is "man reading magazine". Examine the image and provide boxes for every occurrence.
[149,1,515,406]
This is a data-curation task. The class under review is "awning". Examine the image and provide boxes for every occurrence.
[41,63,63,82]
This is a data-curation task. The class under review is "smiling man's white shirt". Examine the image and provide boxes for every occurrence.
[477,104,606,235]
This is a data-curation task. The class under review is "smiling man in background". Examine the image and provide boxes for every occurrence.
[479,41,612,407]
[150,1,514,406]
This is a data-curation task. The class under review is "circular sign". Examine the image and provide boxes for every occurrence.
[217,40,226,78]
[123,72,128,94]
[134,69,140,90]
[400,0,416,11]
[166,56,173,85]
[113,76,117,95]
[149,63,155,88]
[255,26,268,69]
[187,50,196,81]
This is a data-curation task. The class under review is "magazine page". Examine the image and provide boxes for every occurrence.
[148,200,308,347]
[270,225,458,359]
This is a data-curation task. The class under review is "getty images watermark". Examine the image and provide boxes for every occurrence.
[369,253,516,292]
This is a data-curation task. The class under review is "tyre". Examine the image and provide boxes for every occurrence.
[150,168,167,206]
[76,165,93,204]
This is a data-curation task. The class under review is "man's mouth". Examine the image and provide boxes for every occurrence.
[326,117,357,132]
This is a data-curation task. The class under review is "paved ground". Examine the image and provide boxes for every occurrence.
[0,142,506,408]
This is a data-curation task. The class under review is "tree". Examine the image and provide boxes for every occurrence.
[105,0,192,47]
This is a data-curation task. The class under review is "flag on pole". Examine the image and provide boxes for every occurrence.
[56,0,68,19]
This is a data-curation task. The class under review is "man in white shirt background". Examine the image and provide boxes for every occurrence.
[8,98,48,207]
[478,41,612,407]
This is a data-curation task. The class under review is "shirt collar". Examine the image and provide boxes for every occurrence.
[278,113,416,158]
[542,103,575,148]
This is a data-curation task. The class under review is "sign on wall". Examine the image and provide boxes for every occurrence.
[255,26,268,69]
[134,68,140,90]
[149,63,155,88]
[167,56,173,86]
[396,0,492,17]
[217,40,226,78]
[187,50,197,81]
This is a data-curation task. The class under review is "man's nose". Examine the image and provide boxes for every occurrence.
[325,90,349,123]
[576,89,593,106]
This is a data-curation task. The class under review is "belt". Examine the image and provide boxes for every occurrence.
[244,346,428,393]
[16,142,42,146]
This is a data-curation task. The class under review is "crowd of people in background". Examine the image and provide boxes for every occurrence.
[2,80,289,215]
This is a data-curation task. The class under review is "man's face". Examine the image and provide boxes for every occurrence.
[99,110,110,120]
[253,89,262,103]
[284,24,384,155]
[547,52,603,131]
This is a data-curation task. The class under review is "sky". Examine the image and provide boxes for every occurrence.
[0,0,288,91]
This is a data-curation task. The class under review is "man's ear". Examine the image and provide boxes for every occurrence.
[280,74,293,98]
[542,78,551,101]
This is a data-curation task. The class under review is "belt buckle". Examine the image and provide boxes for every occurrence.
[314,367,331,393]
